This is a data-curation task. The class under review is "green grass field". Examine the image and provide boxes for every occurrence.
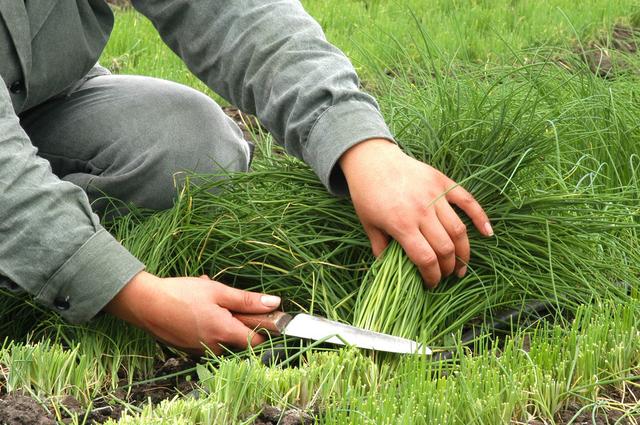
[2,1,640,423]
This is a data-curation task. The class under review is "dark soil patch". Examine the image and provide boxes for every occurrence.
[554,401,628,425]
[0,394,54,425]
[610,25,638,54]
[52,394,123,424]
[579,23,639,78]
[125,356,198,405]
[527,380,640,424]
[222,106,266,142]
[0,392,125,424]
[252,405,315,425]
[0,356,198,424]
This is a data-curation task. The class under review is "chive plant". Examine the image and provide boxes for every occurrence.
[350,40,640,344]
[105,302,639,424]
[103,50,640,351]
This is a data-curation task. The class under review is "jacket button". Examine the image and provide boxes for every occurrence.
[53,296,70,311]
[9,80,24,94]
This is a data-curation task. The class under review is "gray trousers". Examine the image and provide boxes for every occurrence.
[19,73,252,216]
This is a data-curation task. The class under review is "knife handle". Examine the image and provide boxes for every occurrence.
[234,311,292,336]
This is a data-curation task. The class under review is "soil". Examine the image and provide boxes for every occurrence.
[611,25,638,54]
[125,356,198,405]
[222,106,266,142]
[48,394,123,425]
[553,401,627,425]
[0,394,54,425]
[527,381,640,425]
[252,405,315,425]
[0,356,196,424]
[579,24,639,78]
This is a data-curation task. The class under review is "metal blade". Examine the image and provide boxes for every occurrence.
[281,314,430,355]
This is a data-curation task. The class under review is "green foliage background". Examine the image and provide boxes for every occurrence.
[1,1,640,423]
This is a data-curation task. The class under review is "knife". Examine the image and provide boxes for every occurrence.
[235,311,430,355]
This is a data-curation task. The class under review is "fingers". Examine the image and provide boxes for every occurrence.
[435,202,470,278]
[175,323,267,356]
[223,314,268,348]
[215,283,281,313]
[419,215,456,279]
[389,199,472,286]
[394,231,441,288]
[366,226,390,257]
[445,184,493,236]
[200,277,275,348]
[206,307,268,354]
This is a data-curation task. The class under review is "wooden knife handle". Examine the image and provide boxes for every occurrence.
[234,311,292,335]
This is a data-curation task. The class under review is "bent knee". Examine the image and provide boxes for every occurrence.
[158,88,252,176]
[93,88,252,212]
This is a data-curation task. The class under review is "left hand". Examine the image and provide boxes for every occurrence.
[103,272,281,355]
[339,139,493,288]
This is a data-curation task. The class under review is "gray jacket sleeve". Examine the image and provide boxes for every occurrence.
[0,83,144,323]
[132,0,394,195]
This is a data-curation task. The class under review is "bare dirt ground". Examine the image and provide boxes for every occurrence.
[560,23,639,78]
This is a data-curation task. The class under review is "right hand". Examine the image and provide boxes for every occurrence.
[339,139,493,287]
[103,271,281,355]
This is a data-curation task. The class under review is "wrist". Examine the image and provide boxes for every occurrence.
[339,138,398,181]
[103,270,159,330]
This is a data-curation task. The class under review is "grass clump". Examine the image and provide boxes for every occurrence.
[104,302,640,424]
[349,37,640,345]
[107,55,640,352]
[0,340,99,403]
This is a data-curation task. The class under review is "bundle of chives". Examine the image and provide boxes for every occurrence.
[353,241,424,339]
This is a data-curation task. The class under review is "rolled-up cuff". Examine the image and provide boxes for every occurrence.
[35,229,145,323]
[304,100,395,196]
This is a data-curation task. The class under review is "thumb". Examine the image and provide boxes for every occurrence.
[215,283,281,313]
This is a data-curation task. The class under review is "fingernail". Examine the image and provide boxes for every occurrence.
[261,295,281,308]
[457,266,467,278]
[484,222,494,236]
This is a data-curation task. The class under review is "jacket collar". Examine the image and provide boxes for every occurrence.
[0,2,32,83]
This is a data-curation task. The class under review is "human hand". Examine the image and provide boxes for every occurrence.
[103,271,281,354]
[339,139,493,288]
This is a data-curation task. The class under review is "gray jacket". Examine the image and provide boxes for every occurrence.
[0,0,392,323]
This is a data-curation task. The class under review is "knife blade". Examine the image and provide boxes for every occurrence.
[234,311,430,355]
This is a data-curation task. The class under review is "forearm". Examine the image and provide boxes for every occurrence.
[0,83,143,322]
[132,0,393,194]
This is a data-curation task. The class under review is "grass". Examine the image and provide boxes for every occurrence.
[304,0,640,65]
[104,303,640,424]
[103,1,640,81]
[1,1,639,423]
